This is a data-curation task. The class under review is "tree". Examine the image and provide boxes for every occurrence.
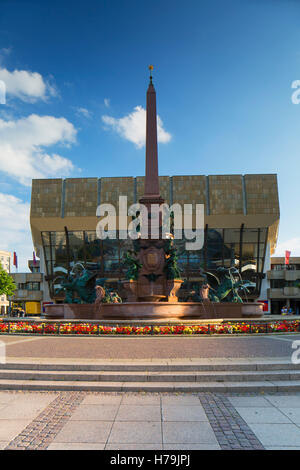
[0,264,16,297]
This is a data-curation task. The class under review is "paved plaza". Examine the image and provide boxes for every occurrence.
[1,331,299,360]
[0,333,300,449]
[1,390,300,450]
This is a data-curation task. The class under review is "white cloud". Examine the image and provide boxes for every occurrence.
[0,114,77,186]
[274,238,300,257]
[0,193,32,272]
[0,47,12,66]
[75,107,92,118]
[0,67,55,102]
[102,105,171,148]
[104,98,110,108]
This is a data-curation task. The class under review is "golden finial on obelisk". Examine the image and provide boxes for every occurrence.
[149,64,154,84]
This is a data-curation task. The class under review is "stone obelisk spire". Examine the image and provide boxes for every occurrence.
[140,65,164,207]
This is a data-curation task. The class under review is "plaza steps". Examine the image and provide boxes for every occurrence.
[0,361,299,392]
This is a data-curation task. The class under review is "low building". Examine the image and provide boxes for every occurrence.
[30,174,280,309]
[0,250,11,314]
[267,257,300,314]
[9,260,44,315]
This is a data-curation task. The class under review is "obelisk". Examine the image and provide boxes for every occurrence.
[139,65,165,210]
[128,67,182,302]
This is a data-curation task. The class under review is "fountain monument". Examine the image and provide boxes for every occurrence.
[45,67,263,320]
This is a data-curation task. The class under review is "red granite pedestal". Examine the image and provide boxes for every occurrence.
[45,302,263,321]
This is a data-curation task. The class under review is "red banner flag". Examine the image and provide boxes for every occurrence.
[13,252,18,268]
[33,251,36,266]
[285,250,291,265]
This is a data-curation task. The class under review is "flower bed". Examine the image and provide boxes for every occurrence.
[0,320,299,336]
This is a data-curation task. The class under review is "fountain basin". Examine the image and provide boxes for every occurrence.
[45,302,263,321]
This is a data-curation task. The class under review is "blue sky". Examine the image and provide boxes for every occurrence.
[0,0,300,270]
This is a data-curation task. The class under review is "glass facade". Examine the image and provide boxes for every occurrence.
[42,227,268,300]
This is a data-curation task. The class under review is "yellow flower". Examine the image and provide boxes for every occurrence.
[183,327,192,335]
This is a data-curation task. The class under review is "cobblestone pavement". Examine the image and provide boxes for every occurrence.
[198,393,264,450]
[5,392,85,450]
[2,391,300,450]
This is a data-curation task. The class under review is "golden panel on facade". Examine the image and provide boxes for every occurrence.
[172,175,206,207]
[209,175,243,215]
[64,178,98,217]
[31,179,63,217]
[245,174,279,215]
[101,177,135,207]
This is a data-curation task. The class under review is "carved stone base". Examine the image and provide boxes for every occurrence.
[123,277,184,303]
[45,301,263,320]
[121,280,138,302]
[137,277,166,302]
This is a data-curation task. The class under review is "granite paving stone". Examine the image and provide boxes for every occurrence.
[70,405,119,421]
[265,395,300,408]
[108,421,162,444]
[161,395,201,406]
[81,394,123,406]
[0,419,33,441]
[0,393,20,404]
[278,408,300,424]
[228,396,273,407]
[162,421,219,445]
[163,444,221,450]
[0,398,56,420]
[265,446,300,450]
[105,444,163,450]
[48,442,106,450]
[52,420,113,444]
[120,394,161,405]
[162,405,208,422]
[234,407,292,424]
[116,405,161,422]
[247,423,300,447]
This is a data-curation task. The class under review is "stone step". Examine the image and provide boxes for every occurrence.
[1,361,299,372]
[0,368,299,383]
[0,379,299,393]
[0,360,299,392]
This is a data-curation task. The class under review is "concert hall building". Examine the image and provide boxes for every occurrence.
[30,173,279,312]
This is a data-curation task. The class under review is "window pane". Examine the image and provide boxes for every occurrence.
[243,229,259,243]
[224,229,240,243]
[41,232,50,245]
[104,259,120,273]
[103,239,119,259]
[85,237,101,263]
[119,238,134,258]
[51,232,66,245]
[174,239,188,256]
